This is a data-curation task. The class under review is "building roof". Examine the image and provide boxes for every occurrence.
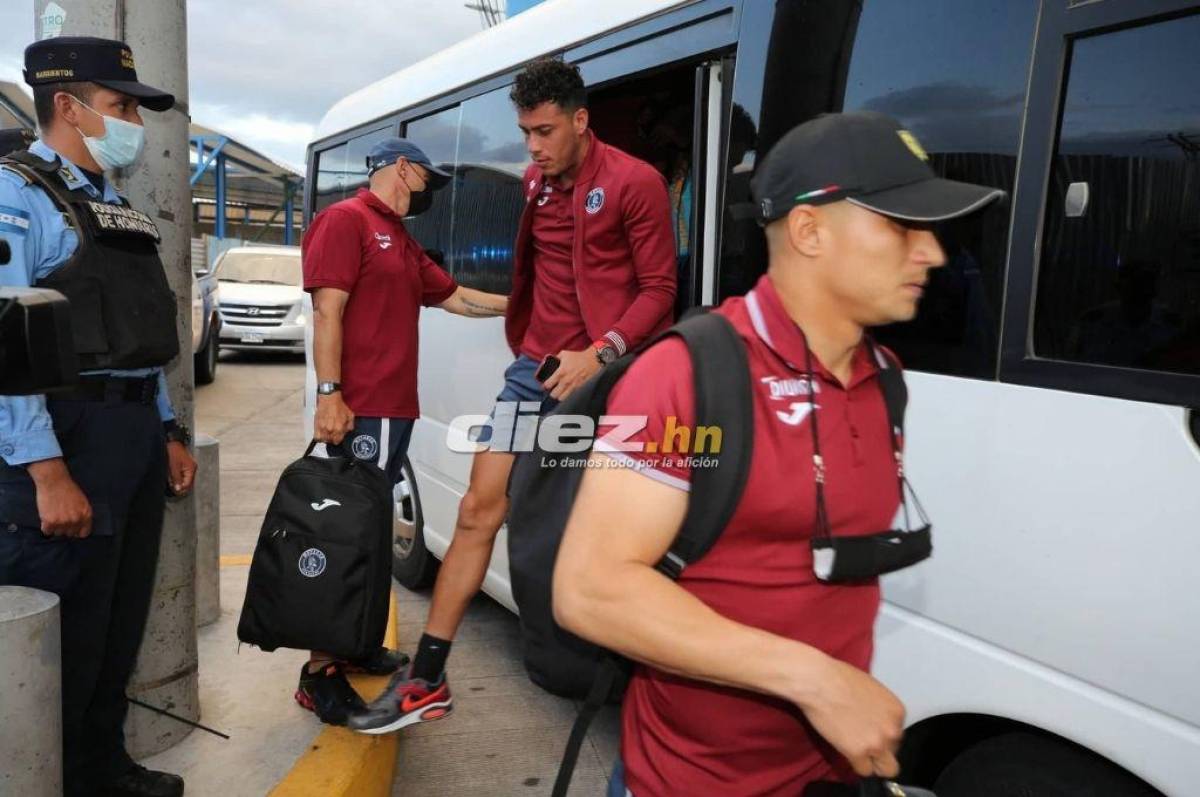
[314,0,693,141]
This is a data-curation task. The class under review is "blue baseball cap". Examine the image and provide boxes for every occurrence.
[366,137,452,188]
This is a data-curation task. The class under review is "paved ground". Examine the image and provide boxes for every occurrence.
[151,351,620,796]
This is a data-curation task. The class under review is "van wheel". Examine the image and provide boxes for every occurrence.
[933,732,1161,796]
[194,318,219,385]
[392,457,438,590]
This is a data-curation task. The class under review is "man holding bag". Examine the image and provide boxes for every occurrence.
[297,137,508,724]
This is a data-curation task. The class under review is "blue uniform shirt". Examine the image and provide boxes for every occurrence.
[0,139,175,466]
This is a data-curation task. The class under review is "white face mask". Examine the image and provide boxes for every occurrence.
[70,96,145,171]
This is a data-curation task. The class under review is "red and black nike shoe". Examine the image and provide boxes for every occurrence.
[294,661,367,726]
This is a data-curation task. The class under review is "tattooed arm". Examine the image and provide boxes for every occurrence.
[438,286,509,318]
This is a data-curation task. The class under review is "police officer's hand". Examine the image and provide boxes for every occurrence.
[795,653,905,779]
[167,441,197,496]
[543,348,601,401]
[26,458,93,538]
[315,393,355,445]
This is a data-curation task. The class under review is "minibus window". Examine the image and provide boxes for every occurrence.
[1033,13,1200,376]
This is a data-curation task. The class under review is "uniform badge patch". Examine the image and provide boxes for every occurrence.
[299,548,327,578]
[585,187,605,214]
[351,434,378,461]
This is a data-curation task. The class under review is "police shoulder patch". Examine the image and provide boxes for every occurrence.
[0,203,31,236]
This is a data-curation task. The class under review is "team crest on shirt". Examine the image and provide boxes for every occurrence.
[585,187,606,214]
[537,185,553,207]
[351,434,378,461]
[374,231,393,250]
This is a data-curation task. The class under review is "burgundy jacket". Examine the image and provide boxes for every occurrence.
[505,133,677,357]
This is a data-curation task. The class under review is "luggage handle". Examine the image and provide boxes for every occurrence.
[304,439,349,459]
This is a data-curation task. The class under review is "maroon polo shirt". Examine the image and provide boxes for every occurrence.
[302,189,457,418]
[596,274,903,797]
[520,181,591,360]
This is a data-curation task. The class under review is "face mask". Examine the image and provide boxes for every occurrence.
[70,96,145,171]
[800,337,934,584]
[396,164,434,217]
[406,186,434,217]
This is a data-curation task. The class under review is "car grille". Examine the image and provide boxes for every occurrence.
[219,303,292,327]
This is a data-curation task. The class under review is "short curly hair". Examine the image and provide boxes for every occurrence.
[510,57,587,113]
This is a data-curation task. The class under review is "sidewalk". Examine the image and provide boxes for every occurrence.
[143,355,317,796]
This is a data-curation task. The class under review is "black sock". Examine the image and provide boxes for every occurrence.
[411,633,452,682]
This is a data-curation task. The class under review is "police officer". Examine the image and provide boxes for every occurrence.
[0,38,196,797]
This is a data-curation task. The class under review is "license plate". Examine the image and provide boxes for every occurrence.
[240,333,265,344]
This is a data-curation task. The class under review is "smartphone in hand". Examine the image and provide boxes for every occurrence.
[535,355,561,383]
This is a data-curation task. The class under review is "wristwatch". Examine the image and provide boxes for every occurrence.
[593,340,618,366]
[317,381,342,396]
[163,420,192,446]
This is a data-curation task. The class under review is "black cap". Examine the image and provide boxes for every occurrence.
[746,112,1004,224]
[23,37,175,112]
[366,137,452,188]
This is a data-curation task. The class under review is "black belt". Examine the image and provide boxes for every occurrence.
[54,375,160,405]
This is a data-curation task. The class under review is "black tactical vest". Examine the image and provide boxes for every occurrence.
[0,150,179,371]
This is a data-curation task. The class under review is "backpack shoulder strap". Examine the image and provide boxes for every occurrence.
[868,340,907,436]
[656,310,755,578]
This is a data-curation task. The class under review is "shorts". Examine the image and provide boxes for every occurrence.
[474,355,558,447]
[329,416,415,484]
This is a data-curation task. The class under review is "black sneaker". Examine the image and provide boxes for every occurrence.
[102,764,184,797]
[294,661,366,726]
[344,646,410,676]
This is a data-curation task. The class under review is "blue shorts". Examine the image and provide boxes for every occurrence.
[474,355,558,447]
[330,416,415,484]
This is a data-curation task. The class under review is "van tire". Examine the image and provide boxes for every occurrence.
[195,317,219,385]
[392,457,438,590]
[933,732,1160,797]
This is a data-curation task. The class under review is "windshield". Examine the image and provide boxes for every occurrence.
[217,253,302,286]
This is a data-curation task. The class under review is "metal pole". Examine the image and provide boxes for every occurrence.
[33,0,200,760]
[215,152,226,239]
[284,178,294,245]
[0,587,62,797]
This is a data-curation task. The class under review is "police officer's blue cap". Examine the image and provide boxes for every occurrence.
[23,37,175,112]
[366,138,452,188]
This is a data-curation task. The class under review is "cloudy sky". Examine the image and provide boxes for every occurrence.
[0,1,489,169]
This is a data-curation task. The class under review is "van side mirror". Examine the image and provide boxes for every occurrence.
[1065,181,1089,218]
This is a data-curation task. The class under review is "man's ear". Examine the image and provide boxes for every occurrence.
[55,92,82,128]
[785,205,826,258]
[573,107,589,136]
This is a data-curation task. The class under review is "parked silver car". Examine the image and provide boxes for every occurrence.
[215,246,305,353]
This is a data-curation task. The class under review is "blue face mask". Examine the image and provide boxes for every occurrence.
[70,96,146,171]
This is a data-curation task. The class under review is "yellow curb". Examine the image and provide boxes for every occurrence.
[219,554,254,567]
[269,592,400,797]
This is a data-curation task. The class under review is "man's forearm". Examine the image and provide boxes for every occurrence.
[554,560,830,710]
[313,310,343,381]
[442,286,507,318]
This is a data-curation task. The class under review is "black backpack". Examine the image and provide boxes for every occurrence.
[238,442,394,660]
[506,311,910,797]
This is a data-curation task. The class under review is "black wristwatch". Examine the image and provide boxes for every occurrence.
[164,420,192,446]
[317,381,342,396]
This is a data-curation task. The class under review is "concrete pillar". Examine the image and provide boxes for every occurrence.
[34,0,199,759]
[0,587,62,797]
[194,434,220,627]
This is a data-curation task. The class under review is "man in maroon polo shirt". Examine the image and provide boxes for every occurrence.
[348,58,676,736]
[553,112,1005,796]
[297,138,508,726]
